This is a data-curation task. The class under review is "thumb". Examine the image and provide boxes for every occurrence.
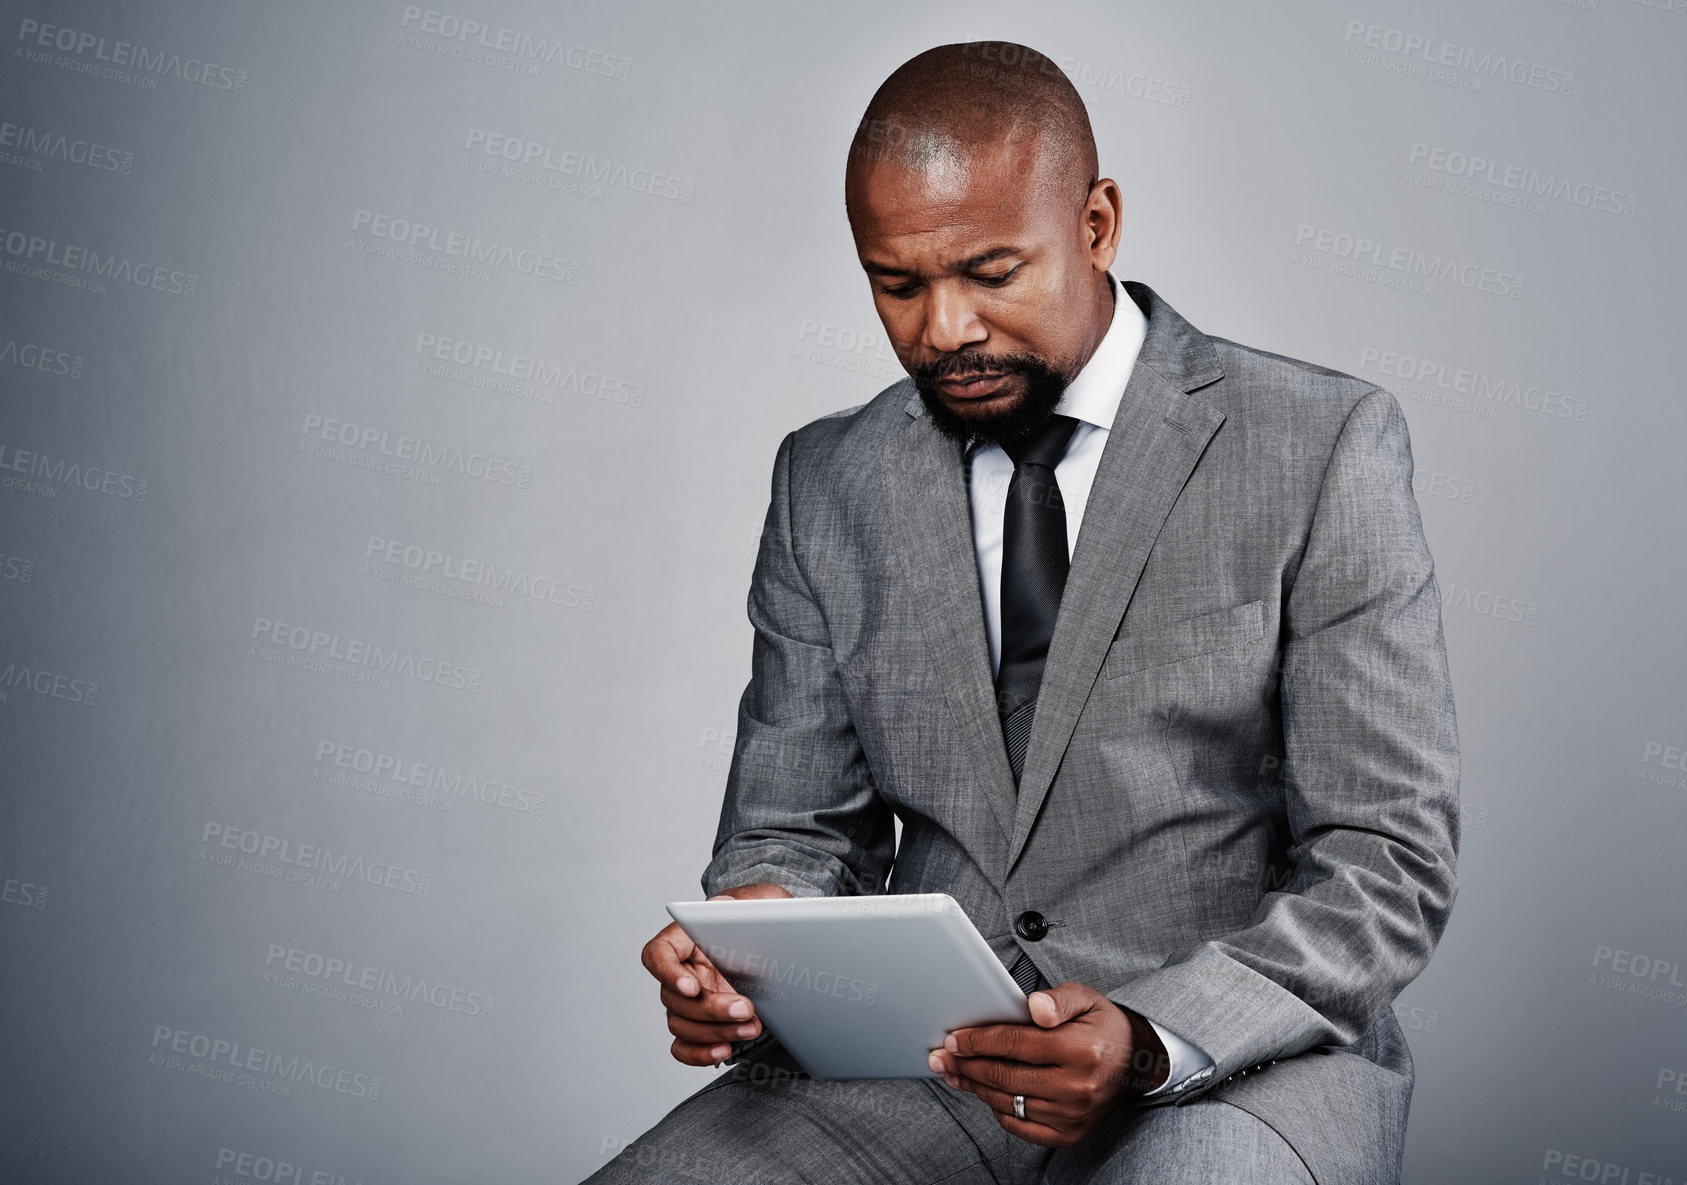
[1027,982,1099,1029]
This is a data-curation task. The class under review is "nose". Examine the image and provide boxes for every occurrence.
[921,282,987,356]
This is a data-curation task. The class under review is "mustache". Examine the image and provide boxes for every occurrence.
[912,351,1053,384]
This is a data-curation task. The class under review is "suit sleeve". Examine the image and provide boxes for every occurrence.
[1106,387,1461,1101]
[700,429,897,902]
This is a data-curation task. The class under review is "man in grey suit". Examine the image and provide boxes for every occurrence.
[589,40,1458,1185]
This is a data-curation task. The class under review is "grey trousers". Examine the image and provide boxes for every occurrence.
[583,1044,1315,1185]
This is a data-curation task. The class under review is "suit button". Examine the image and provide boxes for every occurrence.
[1015,911,1048,941]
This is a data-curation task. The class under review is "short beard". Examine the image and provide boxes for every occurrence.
[912,350,1072,452]
[917,351,1072,452]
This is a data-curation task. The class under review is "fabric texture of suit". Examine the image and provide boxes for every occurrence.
[700,280,1461,1184]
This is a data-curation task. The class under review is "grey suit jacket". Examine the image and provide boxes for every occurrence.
[701,280,1460,1184]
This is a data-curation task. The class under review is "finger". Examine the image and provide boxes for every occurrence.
[691,960,737,997]
[643,927,702,996]
[941,1067,1073,1146]
[946,1022,1063,1064]
[941,1051,1067,1100]
[1027,982,1103,1029]
[953,1076,1081,1129]
[660,984,757,1024]
[670,1037,736,1067]
[667,1012,761,1046]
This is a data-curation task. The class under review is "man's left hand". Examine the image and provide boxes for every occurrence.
[927,982,1171,1147]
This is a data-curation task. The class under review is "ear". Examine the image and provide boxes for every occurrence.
[1083,177,1123,270]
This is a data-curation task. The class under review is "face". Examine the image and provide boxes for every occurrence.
[847,137,1121,448]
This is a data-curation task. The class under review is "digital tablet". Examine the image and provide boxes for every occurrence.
[665,892,1032,1079]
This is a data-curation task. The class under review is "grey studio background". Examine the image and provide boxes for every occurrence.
[0,1,1682,1182]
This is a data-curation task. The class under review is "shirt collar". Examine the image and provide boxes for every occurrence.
[1052,271,1143,432]
[965,272,1145,453]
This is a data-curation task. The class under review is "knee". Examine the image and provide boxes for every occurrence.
[587,1134,711,1183]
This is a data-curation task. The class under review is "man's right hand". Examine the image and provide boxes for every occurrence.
[641,882,794,1066]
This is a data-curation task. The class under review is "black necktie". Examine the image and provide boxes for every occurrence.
[994,414,1079,787]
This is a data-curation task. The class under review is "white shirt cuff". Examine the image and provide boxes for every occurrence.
[1139,1016,1215,1097]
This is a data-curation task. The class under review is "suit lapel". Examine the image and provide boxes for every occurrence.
[881,401,1020,866]
[1005,282,1227,873]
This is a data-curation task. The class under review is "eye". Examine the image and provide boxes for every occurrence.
[880,283,920,300]
[974,267,1019,287]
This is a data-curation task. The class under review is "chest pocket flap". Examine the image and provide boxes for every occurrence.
[1103,599,1266,680]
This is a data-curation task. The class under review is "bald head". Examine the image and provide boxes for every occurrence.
[845,41,1098,220]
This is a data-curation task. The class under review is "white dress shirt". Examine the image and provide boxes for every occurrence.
[964,272,1216,1098]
